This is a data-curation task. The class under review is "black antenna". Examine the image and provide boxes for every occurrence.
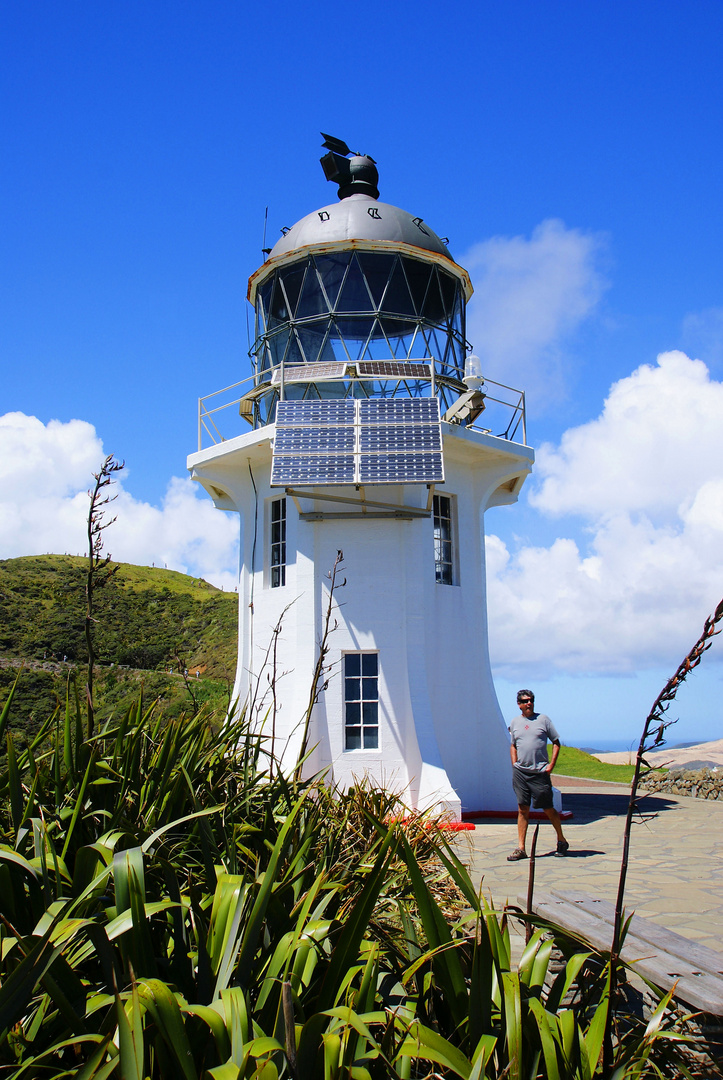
[261,206,271,257]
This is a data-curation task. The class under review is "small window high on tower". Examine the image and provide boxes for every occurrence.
[270,497,286,587]
[433,494,455,585]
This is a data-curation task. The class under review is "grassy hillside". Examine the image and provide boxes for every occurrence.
[0,556,645,783]
[556,744,636,782]
[0,555,239,736]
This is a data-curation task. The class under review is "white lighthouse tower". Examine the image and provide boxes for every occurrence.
[188,136,533,817]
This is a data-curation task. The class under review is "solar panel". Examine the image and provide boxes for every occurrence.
[271,397,443,485]
[271,456,355,485]
[360,453,444,483]
[276,400,354,425]
[360,426,442,451]
[274,427,354,453]
[271,362,347,385]
[356,361,432,379]
[361,399,440,423]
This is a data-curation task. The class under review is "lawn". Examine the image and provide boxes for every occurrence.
[555,744,637,783]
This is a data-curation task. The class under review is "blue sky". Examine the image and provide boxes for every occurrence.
[2,1,723,747]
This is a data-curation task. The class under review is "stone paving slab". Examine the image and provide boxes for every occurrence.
[456,780,723,955]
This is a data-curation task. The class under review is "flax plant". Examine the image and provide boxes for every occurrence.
[85,455,124,740]
[0,679,698,1079]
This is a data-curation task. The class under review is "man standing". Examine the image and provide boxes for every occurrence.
[507,689,569,861]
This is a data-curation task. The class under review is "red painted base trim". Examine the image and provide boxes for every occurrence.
[461,810,574,822]
[386,818,477,831]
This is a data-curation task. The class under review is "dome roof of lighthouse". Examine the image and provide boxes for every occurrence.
[269,193,453,261]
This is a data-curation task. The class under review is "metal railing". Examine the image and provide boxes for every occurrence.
[467,380,526,445]
[197,363,527,451]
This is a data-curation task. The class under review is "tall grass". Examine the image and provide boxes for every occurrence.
[0,677,698,1079]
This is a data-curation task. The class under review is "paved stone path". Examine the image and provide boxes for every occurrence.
[458,776,723,955]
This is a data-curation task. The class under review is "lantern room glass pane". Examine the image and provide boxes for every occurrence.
[357,251,393,307]
[404,260,433,316]
[258,279,273,330]
[438,269,457,314]
[384,258,416,317]
[253,251,467,397]
[333,316,376,353]
[422,269,445,324]
[278,266,306,319]
[336,255,374,313]
[296,266,329,319]
[316,251,350,310]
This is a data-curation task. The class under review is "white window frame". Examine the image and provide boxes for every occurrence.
[343,652,379,750]
[269,496,286,588]
[433,493,458,585]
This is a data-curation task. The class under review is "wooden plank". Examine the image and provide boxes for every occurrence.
[551,890,723,977]
[517,891,723,1014]
[517,893,615,953]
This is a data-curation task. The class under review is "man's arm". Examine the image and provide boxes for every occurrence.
[546,739,560,773]
[510,741,518,767]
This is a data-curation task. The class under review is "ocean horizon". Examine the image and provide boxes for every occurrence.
[571,737,708,754]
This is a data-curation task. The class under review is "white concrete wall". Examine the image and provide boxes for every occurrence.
[187,421,533,815]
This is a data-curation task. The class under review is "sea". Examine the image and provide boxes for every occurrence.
[573,738,706,754]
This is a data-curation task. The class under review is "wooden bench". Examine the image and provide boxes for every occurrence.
[517,888,723,1015]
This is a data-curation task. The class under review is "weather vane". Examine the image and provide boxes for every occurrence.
[319,132,379,200]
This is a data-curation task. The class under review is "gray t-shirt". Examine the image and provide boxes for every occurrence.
[508,713,560,772]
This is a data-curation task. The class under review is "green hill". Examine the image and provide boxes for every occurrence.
[0,555,239,737]
[556,744,636,783]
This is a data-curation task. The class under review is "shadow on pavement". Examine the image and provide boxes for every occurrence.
[535,849,606,859]
[562,792,679,824]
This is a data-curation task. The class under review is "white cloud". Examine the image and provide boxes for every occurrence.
[0,413,104,499]
[487,352,723,677]
[0,412,239,591]
[531,351,723,520]
[111,479,239,590]
[462,219,606,406]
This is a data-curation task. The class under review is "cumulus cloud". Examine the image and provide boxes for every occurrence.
[462,219,606,406]
[530,351,723,520]
[487,352,723,677]
[0,412,239,591]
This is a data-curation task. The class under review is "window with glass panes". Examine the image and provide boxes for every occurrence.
[270,498,286,588]
[344,653,379,749]
[433,494,454,584]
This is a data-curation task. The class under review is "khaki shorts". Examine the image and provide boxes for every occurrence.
[512,768,554,810]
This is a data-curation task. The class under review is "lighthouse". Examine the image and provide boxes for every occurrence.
[188,136,533,817]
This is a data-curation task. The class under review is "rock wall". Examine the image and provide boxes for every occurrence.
[640,767,723,799]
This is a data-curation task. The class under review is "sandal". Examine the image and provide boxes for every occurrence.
[555,840,570,856]
[507,848,528,861]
